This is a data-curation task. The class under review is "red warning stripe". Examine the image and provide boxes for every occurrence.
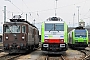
[44,39,64,43]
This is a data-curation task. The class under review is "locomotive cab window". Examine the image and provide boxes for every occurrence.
[22,25,26,33]
[4,25,21,33]
[45,23,64,31]
[75,30,87,37]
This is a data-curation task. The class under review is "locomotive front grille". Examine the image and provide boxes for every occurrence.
[49,44,59,51]
[75,42,87,44]
[75,42,88,47]
[49,44,59,48]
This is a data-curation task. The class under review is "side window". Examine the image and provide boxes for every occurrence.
[32,29,34,37]
[22,25,26,33]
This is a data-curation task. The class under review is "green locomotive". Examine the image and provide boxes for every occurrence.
[68,26,88,48]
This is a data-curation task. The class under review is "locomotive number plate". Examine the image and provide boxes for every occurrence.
[52,32,56,35]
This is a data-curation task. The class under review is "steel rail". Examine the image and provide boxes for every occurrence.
[61,55,66,60]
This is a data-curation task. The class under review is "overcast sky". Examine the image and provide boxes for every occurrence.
[0,0,90,28]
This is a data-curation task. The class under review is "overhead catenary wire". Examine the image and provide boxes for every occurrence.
[5,0,23,13]
[5,0,88,15]
[3,0,90,22]
[29,0,89,13]
[3,0,89,16]
[21,0,36,18]
[81,9,90,19]
[21,0,31,12]
[10,2,23,13]
[21,0,39,22]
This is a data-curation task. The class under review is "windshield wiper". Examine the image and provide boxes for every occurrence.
[16,25,20,32]
[9,27,12,33]
[55,30,59,32]
[55,25,59,32]
[49,27,54,32]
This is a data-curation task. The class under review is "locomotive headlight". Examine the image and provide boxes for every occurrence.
[61,39,64,42]
[45,40,48,42]
[43,44,48,47]
[6,37,8,39]
[22,37,25,39]
[60,44,65,47]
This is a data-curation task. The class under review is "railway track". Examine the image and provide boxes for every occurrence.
[37,51,68,60]
[0,49,3,52]
[39,55,66,60]
[0,53,22,60]
[38,48,90,60]
[0,48,89,60]
[78,48,90,60]
[45,55,65,60]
